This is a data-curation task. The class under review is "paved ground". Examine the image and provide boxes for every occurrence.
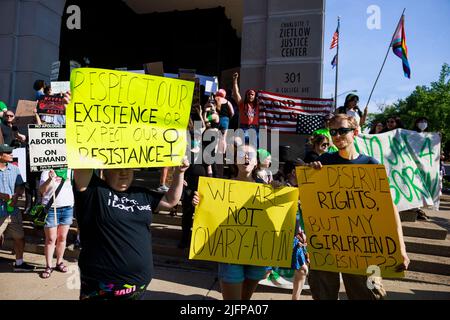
[1,250,449,300]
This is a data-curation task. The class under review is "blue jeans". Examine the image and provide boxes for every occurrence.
[45,206,73,228]
[240,125,259,148]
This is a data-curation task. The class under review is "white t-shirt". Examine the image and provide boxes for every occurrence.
[39,169,74,207]
[346,109,361,126]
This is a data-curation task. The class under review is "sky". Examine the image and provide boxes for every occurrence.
[323,0,450,114]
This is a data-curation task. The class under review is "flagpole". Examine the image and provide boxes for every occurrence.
[365,8,406,110]
[334,16,340,111]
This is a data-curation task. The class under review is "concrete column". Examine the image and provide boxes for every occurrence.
[240,0,324,98]
[0,0,65,109]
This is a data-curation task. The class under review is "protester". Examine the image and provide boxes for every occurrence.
[179,104,207,249]
[0,144,34,271]
[232,72,259,147]
[39,169,74,279]
[0,100,7,120]
[303,134,330,163]
[256,148,273,184]
[273,161,309,300]
[369,122,384,134]
[412,116,429,133]
[74,160,189,300]
[202,95,221,177]
[192,143,266,300]
[305,114,410,300]
[1,110,26,147]
[33,80,46,100]
[336,93,368,127]
[411,116,431,220]
[382,116,404,132]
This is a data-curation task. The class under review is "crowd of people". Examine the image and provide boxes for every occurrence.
[0,73,446,301]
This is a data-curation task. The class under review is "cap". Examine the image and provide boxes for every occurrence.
[0,101,7,112]
[0,144,14,153]
[215,89,226,98]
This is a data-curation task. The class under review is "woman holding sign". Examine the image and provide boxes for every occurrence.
[192,143,267,300]
[74,160,189,300]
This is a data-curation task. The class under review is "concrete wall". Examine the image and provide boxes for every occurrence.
[0,0,65,110]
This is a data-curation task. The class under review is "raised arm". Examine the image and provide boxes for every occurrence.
[156,158,190,211]
[74,169,93,192]
[232,72,242,105]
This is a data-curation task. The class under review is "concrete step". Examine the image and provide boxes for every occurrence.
[402,221,448,240]
[402,270,450,286]
[151,223,182,241]
[152,212,182,226]
[399,210,417,222]
[408,252,450,276]
[404,236,450,257]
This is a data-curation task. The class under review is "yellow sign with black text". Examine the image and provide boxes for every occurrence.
[296,165,404,278]
[66,68,194,168]
[189,177,299,267]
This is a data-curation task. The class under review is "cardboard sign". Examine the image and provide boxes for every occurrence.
[66,67,194,169]
[144,62,164,76]
[189,177,298,267]
[37,96,66,115]
[355,130,441,211]
[28,124,67,172]
[51,81,70,95]
[14,100,37,128]
[50,61,60,81]
[296,165,405,278]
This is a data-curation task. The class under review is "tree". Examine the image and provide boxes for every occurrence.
[367,63,450,154]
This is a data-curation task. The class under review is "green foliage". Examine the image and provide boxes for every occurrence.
[367,63,450,153]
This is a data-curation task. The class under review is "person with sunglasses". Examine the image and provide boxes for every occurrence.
[192,143,267,300]
[1,110,26,147]
[303,134,330,163]
[305,114,410,300]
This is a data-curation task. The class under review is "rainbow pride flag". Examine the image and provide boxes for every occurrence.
[392,15,411,78]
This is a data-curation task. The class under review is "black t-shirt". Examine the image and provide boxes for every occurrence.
[318,152,379,165]
[75,174,163,285]
[304,150,320,163]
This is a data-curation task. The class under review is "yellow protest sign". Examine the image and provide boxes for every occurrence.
[189,177,298,268]
[296,165,405,278]
[66,68,194,168]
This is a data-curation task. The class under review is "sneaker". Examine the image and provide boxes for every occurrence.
[74,238,82,250]
[156,185,169,193]
[14,262,36,272]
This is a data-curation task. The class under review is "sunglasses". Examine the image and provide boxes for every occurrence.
[236,151,257,160]
[320,143,329,147]
[5,115,14,118]
[329,128,355,136]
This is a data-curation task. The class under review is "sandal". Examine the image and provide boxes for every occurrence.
[41,266,53,279]
[55,262,68,273]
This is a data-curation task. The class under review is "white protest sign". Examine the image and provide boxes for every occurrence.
[51,81,70,95]
[28,124,67,172]
[12,148,27,182]
[355,129,441,211]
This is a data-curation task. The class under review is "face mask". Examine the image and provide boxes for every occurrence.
[418,122,428,131]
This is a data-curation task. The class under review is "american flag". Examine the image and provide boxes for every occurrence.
[258,91,333,134]
[330,26,339,49]
[296,114,326,135]
[331,54,338,68]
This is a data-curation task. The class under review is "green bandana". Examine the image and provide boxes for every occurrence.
[54,169,68,180]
